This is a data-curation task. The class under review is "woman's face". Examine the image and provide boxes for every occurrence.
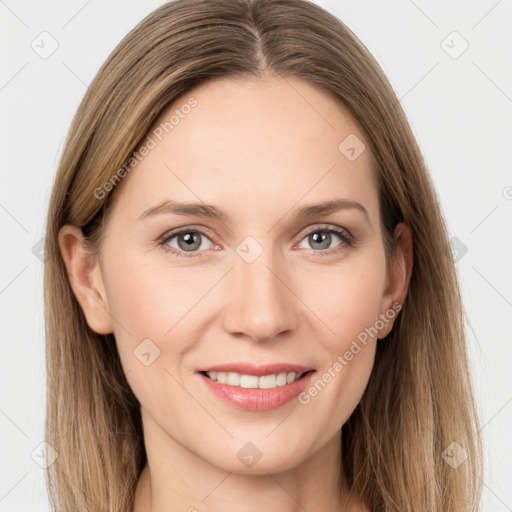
[63,76,410,474]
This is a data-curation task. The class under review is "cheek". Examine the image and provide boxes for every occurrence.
[293,261,385,428]
[295,253,387,354]
[103,260,199,419]
[292,251,386,412]
[107,268,168,337]
[104,241,207,335]
[102,253,193,374]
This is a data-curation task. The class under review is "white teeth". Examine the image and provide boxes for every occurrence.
[226,372,240,386]
[276,373,287,386]
[240,374,259,388]
[258,374,276,389]
[205,371,305,389]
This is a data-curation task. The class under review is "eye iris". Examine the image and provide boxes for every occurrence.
[177,232,201,251]
[309,231,331,250]
[169,228,342,254]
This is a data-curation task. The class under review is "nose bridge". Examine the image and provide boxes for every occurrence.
[222,239,298,341]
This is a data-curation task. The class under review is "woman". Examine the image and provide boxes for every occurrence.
[44,0,483,510]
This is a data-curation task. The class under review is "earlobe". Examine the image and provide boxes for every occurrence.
[378,222,413,339]
[58,224,114,335]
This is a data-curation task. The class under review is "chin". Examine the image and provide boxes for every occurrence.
[205,445,308,476]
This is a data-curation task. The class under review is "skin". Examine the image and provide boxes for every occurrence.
[59,75,413,512]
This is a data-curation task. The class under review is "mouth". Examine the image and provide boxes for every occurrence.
[196,364,316,411]
[199,369,315,389]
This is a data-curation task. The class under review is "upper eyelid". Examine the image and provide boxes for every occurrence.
[160,224,218,243]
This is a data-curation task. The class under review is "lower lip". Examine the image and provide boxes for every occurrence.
[198,371,315,411]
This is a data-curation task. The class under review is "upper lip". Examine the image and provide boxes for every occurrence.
[197,363,315,377]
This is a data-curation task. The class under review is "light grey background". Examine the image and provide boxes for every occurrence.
[1,0,511,510]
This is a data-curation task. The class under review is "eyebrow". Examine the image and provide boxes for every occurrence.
[137,198,370,224]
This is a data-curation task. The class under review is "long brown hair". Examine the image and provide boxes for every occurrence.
[44,0,483,510]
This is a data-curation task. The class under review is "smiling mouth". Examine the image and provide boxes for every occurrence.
[199,370,315,389]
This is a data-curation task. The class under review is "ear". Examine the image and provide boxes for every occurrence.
[58,224,114,335]
[377,222,413,339]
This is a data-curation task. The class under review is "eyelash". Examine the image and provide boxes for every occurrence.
[157,224,356,259]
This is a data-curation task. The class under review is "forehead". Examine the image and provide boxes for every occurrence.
[108,75,378,224]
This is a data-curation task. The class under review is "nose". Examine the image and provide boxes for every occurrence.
[221,249,299,343]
